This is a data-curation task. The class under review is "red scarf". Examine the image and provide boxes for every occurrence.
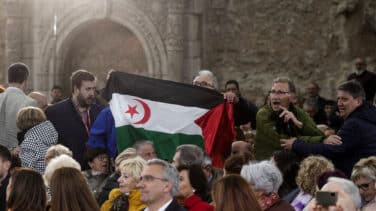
[258,192,280,210]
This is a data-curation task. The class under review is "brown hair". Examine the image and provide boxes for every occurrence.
[7,62,29,84]
[224,154,248,175]
[212,174,262,211]
[70,69,95,93]
[16,106,46,130]
[49,167,99,211]
[7,168,46,211]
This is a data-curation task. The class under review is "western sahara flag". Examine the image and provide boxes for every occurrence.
[104,71,235,167]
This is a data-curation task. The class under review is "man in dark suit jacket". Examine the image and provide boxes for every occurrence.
[347,57,376,103]
[282,81,376,177]
[138,159,186,211]
[46,70,103,168]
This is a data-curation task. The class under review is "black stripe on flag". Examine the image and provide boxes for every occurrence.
[103,71,225,109]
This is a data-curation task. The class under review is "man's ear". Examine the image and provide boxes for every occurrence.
[4,160,11,172]
[163,181,173,193]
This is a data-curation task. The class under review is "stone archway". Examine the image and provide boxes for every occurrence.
[60,19,148,92]
[37,0,168,92]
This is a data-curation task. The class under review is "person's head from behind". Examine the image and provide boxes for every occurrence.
[212,174,262,211]
[50,167,99,211]
[271,150,301,192]
[137,159,179,206]
[85,148,109,173]
[296,156,334,196]
[192,70,217,90]
[312,177,361,211]
[133,140,157,161]
[28,92,48,110]
[45,144,73,166]
[173,144,204,167]
[241,161,283,196]
[114,147,137,173]
[7,62,30,91]
[270,77,295,111]
[337,80,365,119]
[177,164,209,202]
[317,169,347,190]
[44,154,81,187]
[70,69,96,108]
[16,106,46,132]
[0,145,11,179]
[303,98,319,118]
[224,154,248,175]
[225,80,240,96]
[351,156,376,204]
[117,156,146,194]
[6,168,46,211]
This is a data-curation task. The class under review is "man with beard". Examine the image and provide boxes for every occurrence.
[46,70,103,168]
[255,77,325,160]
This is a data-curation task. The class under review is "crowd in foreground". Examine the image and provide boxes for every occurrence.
[1,57,376,211]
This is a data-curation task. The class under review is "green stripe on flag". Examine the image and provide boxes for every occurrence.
[116,125,204,161]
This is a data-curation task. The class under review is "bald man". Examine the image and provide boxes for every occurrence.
[347,57,376,102]
[231,141,254,161]
[28,91,48,110]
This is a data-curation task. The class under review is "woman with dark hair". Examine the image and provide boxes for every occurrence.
[176,164,213,210]
[6,168,46,211]
[271,150,301,200]
[49,167,100,211]
[212,174,262,211]
[83,147,111,198]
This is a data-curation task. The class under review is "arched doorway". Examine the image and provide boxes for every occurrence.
[60,19,148,93]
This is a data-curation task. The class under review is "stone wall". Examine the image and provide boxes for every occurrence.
[203,0,376,105]
[0,0,5,83]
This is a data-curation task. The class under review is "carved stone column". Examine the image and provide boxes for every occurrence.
[166,0,185,81]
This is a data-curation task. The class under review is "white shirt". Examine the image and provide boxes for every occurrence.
[144,199,173,211]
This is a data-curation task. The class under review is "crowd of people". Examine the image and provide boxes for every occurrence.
[0,57,376,211]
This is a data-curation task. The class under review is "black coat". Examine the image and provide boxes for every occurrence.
[46,98,103,167]
[143,200,186,211]
[293,103,376,177]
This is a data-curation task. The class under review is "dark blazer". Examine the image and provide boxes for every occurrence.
[143,200,186,211]
[293,103,376,177]
[46,98,103,167]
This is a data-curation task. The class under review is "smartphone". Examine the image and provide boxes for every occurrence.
[316,191,338,206]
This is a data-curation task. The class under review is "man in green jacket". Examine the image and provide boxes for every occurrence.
[255,77,325,160]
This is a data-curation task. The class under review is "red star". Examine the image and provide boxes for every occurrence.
[125,104,139,119]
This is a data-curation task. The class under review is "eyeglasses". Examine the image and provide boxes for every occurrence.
[269,90,289,95]
[96,155,109,161]
[193,81,214,88]
[140,175,168,182]
[357,182,373,191]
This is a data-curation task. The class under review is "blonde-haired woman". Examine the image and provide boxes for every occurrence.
[101,156,146,211]
[17,106,58,174]
[290,155,334,211]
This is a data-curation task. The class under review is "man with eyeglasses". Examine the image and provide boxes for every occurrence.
[255,77,324,160]
[138,159,186,211]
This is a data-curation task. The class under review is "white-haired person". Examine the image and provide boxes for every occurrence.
[241,161,294,211]
[351,156,376,211]
[306,177,362,211]
[43,154,81,202]
[44,144,73,166]
[101,156,146,211]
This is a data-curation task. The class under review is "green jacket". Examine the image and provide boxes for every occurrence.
[255,105,324,160]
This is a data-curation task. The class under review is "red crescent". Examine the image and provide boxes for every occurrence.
[133,99,151,124]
